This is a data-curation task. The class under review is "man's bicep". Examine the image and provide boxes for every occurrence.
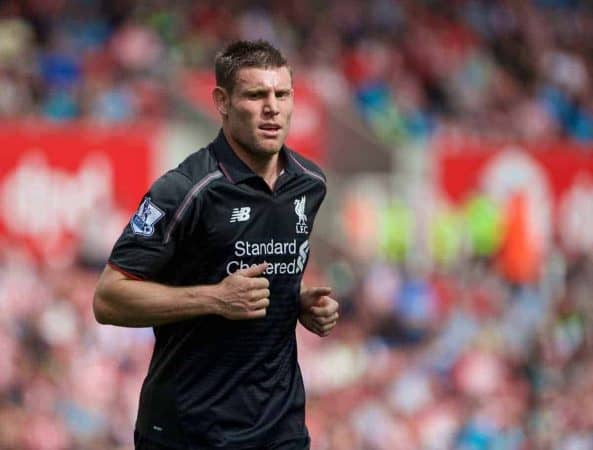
[96,264,130,295]
[102,263,127,281]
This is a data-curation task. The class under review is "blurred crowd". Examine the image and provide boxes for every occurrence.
[0,241,154,449]
[300,248,593,449]
[2,0,593,449]
[1,0,593,143]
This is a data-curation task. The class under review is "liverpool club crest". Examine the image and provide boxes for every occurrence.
[294,196,308,234]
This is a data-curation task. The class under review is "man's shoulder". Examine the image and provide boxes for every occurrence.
[175,145,221,183]
[149,146,223,203]
[285,148,326,185]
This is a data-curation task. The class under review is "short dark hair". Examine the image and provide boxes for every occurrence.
[215,40,289,93]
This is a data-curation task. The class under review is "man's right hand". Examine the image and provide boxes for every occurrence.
[214,263,270,320]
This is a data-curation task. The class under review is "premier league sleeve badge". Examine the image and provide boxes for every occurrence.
[131,197,165,237]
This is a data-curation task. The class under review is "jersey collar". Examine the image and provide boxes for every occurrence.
[210,130,301,184]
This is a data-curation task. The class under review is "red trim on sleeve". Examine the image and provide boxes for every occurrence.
[108,262,145,281]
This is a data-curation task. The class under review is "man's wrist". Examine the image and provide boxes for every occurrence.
[189,284,222,316]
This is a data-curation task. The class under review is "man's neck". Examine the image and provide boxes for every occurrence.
[223,129,283,190]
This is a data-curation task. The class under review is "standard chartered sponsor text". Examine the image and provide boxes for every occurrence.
[226,239,309,275]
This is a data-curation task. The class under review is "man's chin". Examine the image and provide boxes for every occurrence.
[253,141,283,156]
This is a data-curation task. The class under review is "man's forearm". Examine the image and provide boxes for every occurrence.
[93,265,220,327]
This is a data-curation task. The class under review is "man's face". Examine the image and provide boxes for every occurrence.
[223,66,293,158]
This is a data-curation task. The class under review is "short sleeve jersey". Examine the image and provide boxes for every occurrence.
[109,131,327,449]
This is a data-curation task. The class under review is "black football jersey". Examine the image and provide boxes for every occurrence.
[109,131,326,449]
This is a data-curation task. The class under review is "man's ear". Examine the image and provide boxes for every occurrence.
[213,86,229,116]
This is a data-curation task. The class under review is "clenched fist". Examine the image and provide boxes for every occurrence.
[213,263,270,320]
[299,286,339,337]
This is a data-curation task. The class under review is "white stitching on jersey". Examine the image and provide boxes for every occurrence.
[163,171,223,244]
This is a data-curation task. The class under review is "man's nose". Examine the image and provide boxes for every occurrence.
[263,93,279,115]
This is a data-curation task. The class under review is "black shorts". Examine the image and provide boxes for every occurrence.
[134,431,310,450]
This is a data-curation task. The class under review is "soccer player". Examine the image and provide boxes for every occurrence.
[93,40,339,450]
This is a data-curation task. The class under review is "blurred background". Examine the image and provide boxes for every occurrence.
[1,0,593,449]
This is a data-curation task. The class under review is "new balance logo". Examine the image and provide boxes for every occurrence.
[230,207,251,223]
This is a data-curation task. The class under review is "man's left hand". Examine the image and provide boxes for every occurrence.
[299,286,339,337]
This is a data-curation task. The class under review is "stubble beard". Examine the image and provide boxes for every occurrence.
[239,130,287,162]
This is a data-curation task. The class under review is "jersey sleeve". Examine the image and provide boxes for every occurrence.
[108,170,196,280]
